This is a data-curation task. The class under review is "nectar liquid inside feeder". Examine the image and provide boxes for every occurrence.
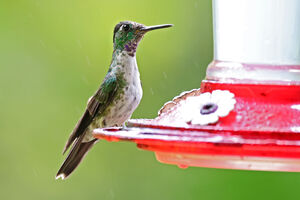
[93,0,300,172]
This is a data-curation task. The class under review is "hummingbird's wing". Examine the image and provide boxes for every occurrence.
[62,73,118,154]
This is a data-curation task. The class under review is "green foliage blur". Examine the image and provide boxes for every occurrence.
[1,0,299,200]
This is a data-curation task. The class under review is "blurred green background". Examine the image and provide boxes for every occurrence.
[1,0,300,199]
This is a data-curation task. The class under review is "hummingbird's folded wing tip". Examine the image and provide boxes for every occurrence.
[62,148,67,155]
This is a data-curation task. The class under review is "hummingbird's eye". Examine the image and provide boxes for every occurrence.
[123,24,130,32]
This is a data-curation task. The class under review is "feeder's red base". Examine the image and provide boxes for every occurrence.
[93,80,300,172]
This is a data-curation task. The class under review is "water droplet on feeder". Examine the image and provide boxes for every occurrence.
[178,164,189,169]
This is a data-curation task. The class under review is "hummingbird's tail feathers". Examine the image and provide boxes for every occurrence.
[56,137,98,180]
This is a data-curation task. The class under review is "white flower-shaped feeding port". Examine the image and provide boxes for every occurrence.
[179,90,236,125]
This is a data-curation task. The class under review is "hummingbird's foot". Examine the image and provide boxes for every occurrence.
[122,122,127,129]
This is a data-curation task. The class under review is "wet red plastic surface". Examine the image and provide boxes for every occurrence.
[200,81,300,132]
[93,80,300,171]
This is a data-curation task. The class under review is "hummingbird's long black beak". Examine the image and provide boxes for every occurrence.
[140,24,173,32]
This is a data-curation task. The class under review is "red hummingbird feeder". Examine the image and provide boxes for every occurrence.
[94,0,300,172]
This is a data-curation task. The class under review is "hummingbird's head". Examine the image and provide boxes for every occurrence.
[113,21,172,56]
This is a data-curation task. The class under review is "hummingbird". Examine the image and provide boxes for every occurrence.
[56,21,173,179]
